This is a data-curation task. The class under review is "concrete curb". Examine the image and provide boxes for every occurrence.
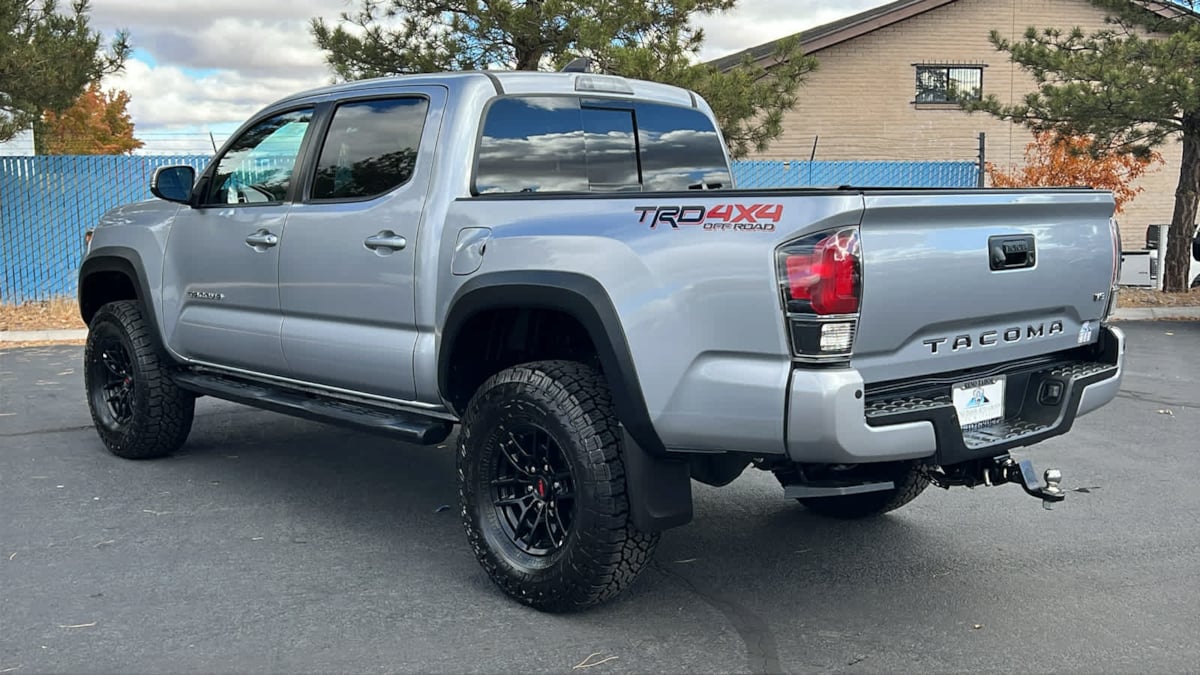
[0,329,88,342]
[0,308,1196,344]
[1110,307,1200,321]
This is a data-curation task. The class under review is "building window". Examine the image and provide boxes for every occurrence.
[914,65,983,104]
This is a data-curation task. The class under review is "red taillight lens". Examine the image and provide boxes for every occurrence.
[781,228,861,315]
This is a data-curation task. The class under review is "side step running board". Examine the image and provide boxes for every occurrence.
[173,371,453,445]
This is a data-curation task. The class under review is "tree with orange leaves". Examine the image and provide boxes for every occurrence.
[37,82,143,155]
[987,131,1162,214]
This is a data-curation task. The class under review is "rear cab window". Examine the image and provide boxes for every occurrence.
[473,95,730,194]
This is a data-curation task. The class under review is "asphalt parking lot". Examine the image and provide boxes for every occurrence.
[1,320,1198,674]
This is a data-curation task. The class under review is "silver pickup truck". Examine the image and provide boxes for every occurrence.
[78,70,1125,612]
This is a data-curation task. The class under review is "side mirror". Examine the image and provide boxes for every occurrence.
[151,165,196,204]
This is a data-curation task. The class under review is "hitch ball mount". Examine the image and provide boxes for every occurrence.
[927,455,1066,509]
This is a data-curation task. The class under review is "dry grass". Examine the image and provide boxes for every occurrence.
[0,339,86,350]
[0,299,85,332]
[1117,287,1200,308]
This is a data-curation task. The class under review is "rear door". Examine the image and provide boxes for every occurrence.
[161,107,316,375]
[277,87,444,400]
[851,189,1117,384]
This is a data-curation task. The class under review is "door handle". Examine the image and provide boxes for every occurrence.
[245,229,279,250]
[364,231,408,252]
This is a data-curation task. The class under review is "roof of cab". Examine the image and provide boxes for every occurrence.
[269,70,698,110]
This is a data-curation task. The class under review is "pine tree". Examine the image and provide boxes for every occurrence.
[309,0,817,158]
[963,0,1200,291]
[0,0,130,143]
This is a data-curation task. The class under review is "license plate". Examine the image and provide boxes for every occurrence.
[952,376,1005,429]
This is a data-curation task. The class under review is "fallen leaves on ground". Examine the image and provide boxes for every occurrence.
[1118,287,1200,308]
[0,299,84,331]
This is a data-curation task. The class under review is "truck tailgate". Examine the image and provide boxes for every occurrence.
[851,189,1116,384]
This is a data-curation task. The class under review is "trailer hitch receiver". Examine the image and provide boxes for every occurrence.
[997,457,1065,509]
[926,455,1066,509]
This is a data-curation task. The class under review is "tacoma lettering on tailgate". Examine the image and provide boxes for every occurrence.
[923,320,1065,354]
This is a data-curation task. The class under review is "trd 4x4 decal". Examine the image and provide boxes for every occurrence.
[634,204,783,231]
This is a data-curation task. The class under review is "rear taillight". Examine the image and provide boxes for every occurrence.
[782,229,860,314]
[776,227,862,362]
[1104,217,1122,321]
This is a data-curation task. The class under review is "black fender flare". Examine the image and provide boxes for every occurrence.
[78,247,159,337]
[440,270,692,532]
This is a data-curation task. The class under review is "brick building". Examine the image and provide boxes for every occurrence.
[710,0,1193,243]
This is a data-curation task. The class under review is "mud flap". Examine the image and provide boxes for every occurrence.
[621,425,693,532]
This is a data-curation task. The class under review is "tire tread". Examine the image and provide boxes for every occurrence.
[458,360,658,612]
[85,300,194,459]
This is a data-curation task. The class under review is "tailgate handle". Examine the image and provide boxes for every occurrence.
[989,235,1036,270]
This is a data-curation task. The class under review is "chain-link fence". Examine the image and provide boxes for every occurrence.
[1,155,211,304]
[1,153,983,303]
[732,159,979,189]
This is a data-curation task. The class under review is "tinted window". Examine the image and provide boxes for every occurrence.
[581,107,639,191]
[475,97,587,194]
[311,97,428,201]
[205,108,313,205]
[474,95,731,194]
[635,102,731,191]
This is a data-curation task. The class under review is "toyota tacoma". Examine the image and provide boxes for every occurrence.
[77,70,1126,612]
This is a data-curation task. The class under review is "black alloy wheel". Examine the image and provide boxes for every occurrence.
[489,423,576,557]
[88,335,136,432]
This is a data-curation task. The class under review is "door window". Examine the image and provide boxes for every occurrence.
[310,97,430,201]
[202,108,313,206]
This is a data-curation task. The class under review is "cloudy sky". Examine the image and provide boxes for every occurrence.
[87,0,889,154]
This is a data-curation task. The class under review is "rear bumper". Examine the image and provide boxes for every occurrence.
[785,325,1125,465]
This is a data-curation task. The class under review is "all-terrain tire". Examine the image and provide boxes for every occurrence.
[457,360,659,612]
[84,300,195,459]
[785,461,930,519]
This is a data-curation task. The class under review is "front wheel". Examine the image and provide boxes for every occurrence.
[84,300,195,459]
[457,360,658,612]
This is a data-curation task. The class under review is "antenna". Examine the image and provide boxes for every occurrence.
[208,131,218,153]
[560,57,591,73]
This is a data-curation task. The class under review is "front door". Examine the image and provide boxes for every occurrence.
[161,107,315,375]
[278,88,444,400]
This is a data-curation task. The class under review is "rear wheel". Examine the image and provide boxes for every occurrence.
[778,461,929,519]
[457,360,658,612]
[84,300,194,459]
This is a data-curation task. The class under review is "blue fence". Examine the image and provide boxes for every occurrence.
[732,159,980,189]
[0,155,980,303]
[1,154,212,304]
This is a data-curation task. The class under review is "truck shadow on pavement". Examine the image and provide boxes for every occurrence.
[168,403,957,670]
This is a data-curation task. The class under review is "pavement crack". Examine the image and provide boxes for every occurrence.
[1116,389,1197,411]
[652,561,783,675]
[0,424,96,438]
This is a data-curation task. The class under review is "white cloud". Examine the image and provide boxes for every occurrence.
[85,0,891,153]
[694,0,891,60]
